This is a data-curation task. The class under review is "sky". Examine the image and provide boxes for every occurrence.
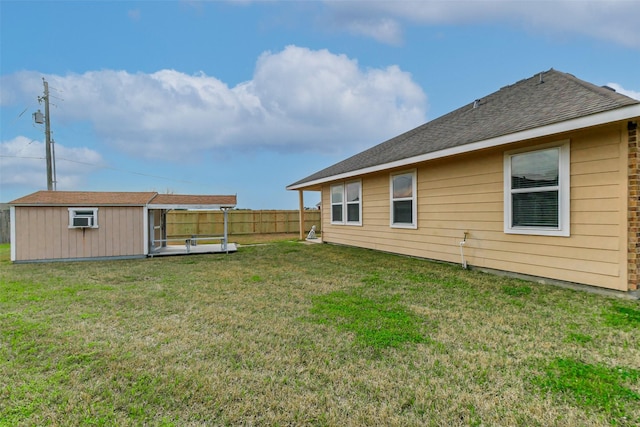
[1,1,639,209]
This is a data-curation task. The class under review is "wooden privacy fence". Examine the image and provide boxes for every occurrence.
[166,210,321,239]
[0,209,9,244]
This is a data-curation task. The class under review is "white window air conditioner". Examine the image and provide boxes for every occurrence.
[73,216,92,228]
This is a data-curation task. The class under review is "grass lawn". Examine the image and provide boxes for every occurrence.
[0,240,638,426]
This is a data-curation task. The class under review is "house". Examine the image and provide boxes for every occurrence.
[8,191,237,262]
[287,69,640,293]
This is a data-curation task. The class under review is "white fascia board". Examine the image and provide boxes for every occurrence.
[287,104,640,190]
[9,203,148,207]
[10,206,16,262]
[147,204,236,210]
[143,206,149,256]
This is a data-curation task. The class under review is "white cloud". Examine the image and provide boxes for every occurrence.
[339,16,404,45]
[323,0,640,48]
[0,46,427,163]
[127,9,141,22]
[606,82,640,100]
[0,136,103,190]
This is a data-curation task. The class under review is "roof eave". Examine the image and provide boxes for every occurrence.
[10,202,149,207]
[287,103,640,190]
[147,204,237,210]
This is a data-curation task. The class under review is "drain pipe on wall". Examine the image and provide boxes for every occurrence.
[459,231,468,269]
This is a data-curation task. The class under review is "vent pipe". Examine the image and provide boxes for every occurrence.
[459,231,468,269]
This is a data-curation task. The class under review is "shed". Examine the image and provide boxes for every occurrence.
[8,191,237,262]
[288,69,640,293]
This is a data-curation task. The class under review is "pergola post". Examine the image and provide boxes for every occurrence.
[298,190,305,240]
[222,207,229,253]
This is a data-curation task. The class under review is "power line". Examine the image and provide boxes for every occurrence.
[10,139,39,156]
[13,107,30,123]
[0,154,196,184]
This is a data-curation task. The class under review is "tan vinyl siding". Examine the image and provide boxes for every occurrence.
[321,124,629,291]
[13,206,144,261]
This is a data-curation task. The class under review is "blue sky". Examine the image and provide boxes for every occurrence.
[1,1,639,209]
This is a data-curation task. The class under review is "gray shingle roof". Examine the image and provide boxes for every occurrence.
[288,69,639,188]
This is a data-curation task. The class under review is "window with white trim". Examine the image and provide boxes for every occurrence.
[69,208,99,228]
[504,141,570,236]
[331,181,361,225]
[390,170,417,228]
[331,184,343,223]
[345,181,361,223]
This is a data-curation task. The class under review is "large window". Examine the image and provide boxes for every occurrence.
[68,208,99,228]
[331,181,361,225]
[390,170,417,228]
[504,141,570,236]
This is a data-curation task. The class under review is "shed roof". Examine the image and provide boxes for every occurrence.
[9,191,237,208]
[9,191,157,206]
[149,194,237,208]
[287,69,640,189]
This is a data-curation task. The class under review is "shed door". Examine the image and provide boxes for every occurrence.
[149,209,165,251]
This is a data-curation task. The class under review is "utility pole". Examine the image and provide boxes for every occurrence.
[35,78,54,190]
[43,79,53,190]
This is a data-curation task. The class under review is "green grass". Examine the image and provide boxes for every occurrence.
[536,358,640,422]
[603,304,640,329]
[0,241,639,426]
[502,284,532,297]
[310,290,429,350]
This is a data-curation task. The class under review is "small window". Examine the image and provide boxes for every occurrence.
[69,208,99,228]
[330,181,362,225]
[504,141,569,236]
[390,170,417,228]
